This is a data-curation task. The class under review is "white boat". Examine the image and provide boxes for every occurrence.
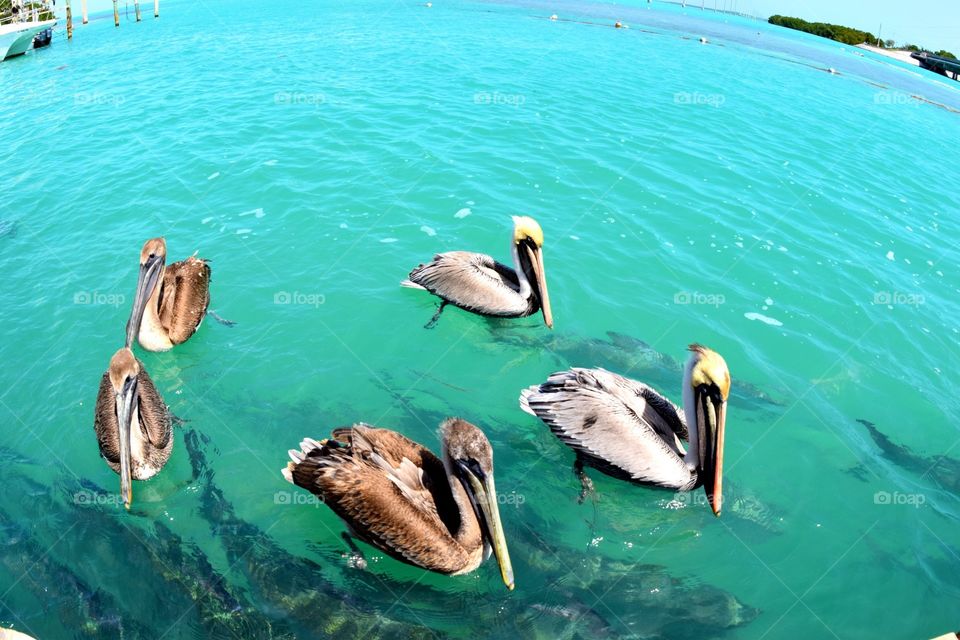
[0,18,57,61]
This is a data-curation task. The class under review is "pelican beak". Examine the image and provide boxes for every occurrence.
[114,375,139,510]
[697,387,726,517]
[525,244,552,329]
[460,463,515,590]
[125,254,164,348]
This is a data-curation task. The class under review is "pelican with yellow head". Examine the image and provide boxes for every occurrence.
[520,344,730,515]
[402,216,553,329]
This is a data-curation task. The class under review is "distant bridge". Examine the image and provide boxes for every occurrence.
[912,52,960,80]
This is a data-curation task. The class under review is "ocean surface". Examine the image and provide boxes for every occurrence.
[1,0,959,637]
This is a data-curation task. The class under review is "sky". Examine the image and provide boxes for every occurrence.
[68,0,960,53]
[703,0,960,52]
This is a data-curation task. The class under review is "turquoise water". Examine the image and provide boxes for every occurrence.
[2,0,959,637]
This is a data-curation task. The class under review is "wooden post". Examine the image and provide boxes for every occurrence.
[135,0,141,21]
[82,0,88,24]
[154,0,159,18]
[66,0,73,39]
[113,0,119,26]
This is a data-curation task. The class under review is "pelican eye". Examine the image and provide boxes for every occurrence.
[697,382,719,400]
[520,237,539,249]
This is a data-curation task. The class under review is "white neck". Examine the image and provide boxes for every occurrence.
[511,242,532,300]
[682,355,700,470]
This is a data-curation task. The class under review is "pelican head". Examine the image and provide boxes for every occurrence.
[685,344,730,517]
[107,347,140,510]
[440,418,515,590]
[125,237,167,348]
[511,216,553,329]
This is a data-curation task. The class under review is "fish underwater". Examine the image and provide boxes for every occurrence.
[0,220,18,239]
[512,527,759,639]
[856,418,960,493]
[0,450,291,639]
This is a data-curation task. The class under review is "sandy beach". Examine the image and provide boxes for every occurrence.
[857,43,919,66]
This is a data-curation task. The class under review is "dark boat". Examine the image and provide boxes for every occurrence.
[911,51,960,80]
[32,27,52,49]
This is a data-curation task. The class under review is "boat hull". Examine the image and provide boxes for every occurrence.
[0,19,58,60]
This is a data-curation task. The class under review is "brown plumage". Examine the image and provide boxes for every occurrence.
[93,348,173,508]
[158,256,210,345]
[126,237,211,352]
[282,420,515,588]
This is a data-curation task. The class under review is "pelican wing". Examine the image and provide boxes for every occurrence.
[408,251,527,317]
[93,373,120,464]
[92,366,171,464]
[159,257,211,345]
[521,368,695,489]
[136,368,171,449]
[286,425,471,573]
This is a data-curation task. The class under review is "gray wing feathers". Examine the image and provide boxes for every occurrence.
[408,251,527,316]
[520,368,695,489]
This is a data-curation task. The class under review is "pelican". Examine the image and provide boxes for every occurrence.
[125,237,213,352]
[402,216,553,329]
[520,344,729,515]
[93,347,173,509]
[282,418,515,589]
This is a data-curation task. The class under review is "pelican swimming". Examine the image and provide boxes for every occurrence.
[125,237,214,352]
[520,344,730,515]
[282,418,515,589]
[402,216,553,329]
[93,347,173,509]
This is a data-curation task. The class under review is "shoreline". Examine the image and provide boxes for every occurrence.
[856,44,919,67]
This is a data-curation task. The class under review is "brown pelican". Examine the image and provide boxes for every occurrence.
[402,216,553,329]
[282,418,515,589]
[93,347,173,509]
[520,344,730,515]
[125,237,214,352]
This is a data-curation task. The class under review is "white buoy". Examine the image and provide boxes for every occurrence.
[549,13,558,20]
